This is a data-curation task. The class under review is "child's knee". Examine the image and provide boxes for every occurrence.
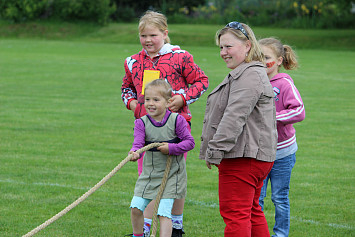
[131,207,143,217]
[158,215,172,222]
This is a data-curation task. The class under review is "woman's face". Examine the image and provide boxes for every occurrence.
[219,32,251,70]
[139,25,167,58]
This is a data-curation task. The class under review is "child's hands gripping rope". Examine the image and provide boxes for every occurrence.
[129,151,141,161]
[157,142,169,155]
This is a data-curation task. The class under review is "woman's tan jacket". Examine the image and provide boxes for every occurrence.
[199,61,277,165]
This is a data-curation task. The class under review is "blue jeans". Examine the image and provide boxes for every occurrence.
[259,153,296,237]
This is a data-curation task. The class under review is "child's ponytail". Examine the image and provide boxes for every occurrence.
[283,45,298,70]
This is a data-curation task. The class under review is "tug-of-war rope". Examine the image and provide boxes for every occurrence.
[23,143,170,237]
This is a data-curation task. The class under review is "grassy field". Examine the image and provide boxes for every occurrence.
[0,22,355,236]
[1,21,355,50]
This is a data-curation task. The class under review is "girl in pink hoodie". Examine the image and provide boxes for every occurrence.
[258,37,305,237]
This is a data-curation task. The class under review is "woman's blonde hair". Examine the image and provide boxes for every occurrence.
[144,79,172,101]
[216,22,264,63]
[139,10,170,44]
[259,37,298,70]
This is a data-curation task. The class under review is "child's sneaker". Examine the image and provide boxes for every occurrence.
[124,234,147,237]
[171,228,185,237]
[124,229,147,237]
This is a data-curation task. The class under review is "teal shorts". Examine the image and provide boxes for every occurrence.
[130,196,174,219]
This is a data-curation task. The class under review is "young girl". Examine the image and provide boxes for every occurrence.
[128,79,195,237]
[258,37,305,237]
[121,10,208,236]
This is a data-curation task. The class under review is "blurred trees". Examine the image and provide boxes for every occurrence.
[0,0,115,24]
[0,0,353,28]
[0,0,206,24]
[191,0,354,28]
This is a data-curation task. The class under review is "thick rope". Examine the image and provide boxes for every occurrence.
[150,156,173,237]
[22,143,163,237]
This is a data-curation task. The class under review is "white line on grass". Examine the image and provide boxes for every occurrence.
[1,179,354,230]
[290,216,355,230]
[0,178,130,195]
[185,199,218,208]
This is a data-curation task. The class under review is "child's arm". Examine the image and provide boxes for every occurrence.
[168,115,195,156]
[129,119,145,161]
[277,80,305,124]
[121,57,138,111]
[180,51,209,106]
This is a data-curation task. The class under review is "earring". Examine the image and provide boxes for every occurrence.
[245,53,248,57]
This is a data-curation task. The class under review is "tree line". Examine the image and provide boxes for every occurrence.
[0,0,353,28]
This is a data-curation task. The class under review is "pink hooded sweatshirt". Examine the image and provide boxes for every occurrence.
[270,73,305,149]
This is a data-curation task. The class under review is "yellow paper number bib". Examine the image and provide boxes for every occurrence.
[142,70,160,95]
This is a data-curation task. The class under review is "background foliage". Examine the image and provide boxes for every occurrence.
[0,0,354,28]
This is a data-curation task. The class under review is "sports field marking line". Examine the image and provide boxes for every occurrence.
[1,179,354,230]
[0,178,130,195]
[290,216,354,230]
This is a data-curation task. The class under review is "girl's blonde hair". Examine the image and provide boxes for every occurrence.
[139,10,171,44]
[216,22,264,63]
[259,37,298,70]
[144,79,172,101]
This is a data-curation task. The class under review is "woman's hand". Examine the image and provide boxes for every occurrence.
[157,142,169,155]
[129,150,140,162]
[206,161,218,169]
[168,95,184,112]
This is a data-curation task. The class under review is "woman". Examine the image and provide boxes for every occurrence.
[199,22,277,237]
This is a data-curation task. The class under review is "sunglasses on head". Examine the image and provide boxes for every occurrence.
[225,21,249,40]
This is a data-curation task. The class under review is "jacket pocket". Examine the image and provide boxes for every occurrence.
[260,83,274,103]
[259,90,274,104]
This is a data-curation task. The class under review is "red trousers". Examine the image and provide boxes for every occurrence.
[218,158,274,237]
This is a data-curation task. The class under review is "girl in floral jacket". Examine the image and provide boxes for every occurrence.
[121,10,208,237]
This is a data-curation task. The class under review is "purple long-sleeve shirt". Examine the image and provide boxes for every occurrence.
[131,110,195,156]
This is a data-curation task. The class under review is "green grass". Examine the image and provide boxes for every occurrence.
[1,21,355,50]
[1,23,355,236]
